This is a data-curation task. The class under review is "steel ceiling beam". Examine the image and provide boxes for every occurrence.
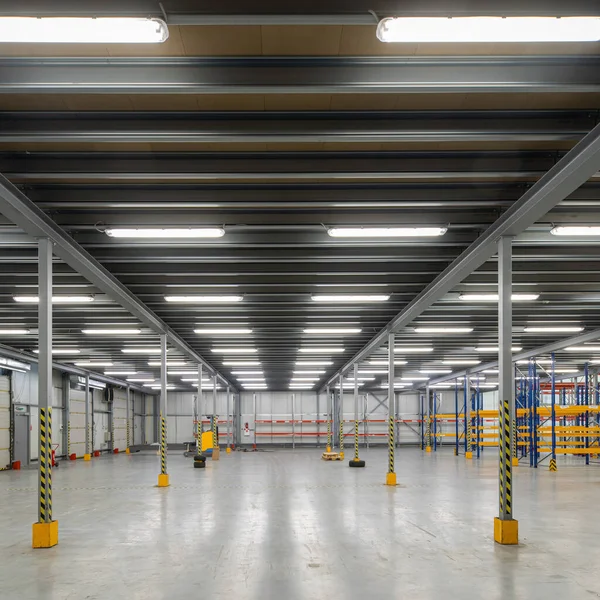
[321,121,600,390]
[0,174,237,390]
[0,56,597,95]
[0,112,592,143]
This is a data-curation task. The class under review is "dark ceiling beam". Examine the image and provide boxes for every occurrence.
[0,57,598,95]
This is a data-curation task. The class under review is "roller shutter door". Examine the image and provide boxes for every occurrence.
[0,376,10,469]
[69,388,87,458]
[112,389,128,451]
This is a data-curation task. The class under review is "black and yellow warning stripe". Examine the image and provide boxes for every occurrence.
[388,416,395,473]
[339,416,344,453]
[39,408,52,523]
[354,420,359,460]
[499,400,512,517]
[160,413,167,475]
[212,415,218,447]
[197,420,202,454]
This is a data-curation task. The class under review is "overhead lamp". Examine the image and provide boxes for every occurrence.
[165,296,243,303]
[472,383,498,388]
[295,361,333,366]
[105,371,137,376]
[565,346,600,352]
[0,17,169,43]
[401,376,430,381]
[74,361,113,367]
[376,16,600,43]
[148,361,187,367]
[167,371,199,375]
[82,329,141,335]
[442,359,481,365]
[195,328,252,335]
[459,294,539,302]
[232,371,264,376]
[0,329,30,335]
[482,369,499,374]
[368,360,408,366]
[524,326,583,333]
[33,348,80,355]
[180,379,215,383]
[122,348,165,354]
[127,378,155,383]
[419,369,452,374]
[414,327,473,334]
[211,348,257,354]
[298,347,345,354]
[550,226,600,236]
[14,295,94,303]
[311,295,390,303]
[475,347,522,352]
[146,385,179,390]
[243,385,268,389]
[237,378,267,382]
[327,227,447,237]
[430,385,452,389]
[345,376,375,382]
[549,369,579,374]
[379,383,411,389]
[291,378,320,382]
[303,328,362,334]
[516,359,552,365]
[293,370,326,375]
[357,369,388,374]
[106,228,223,238]
[223,361,261,366]
[395,347,433,353]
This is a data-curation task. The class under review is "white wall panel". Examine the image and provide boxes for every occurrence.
[69,388,87,458]
[0,377,10,469]
[112,388,128,451]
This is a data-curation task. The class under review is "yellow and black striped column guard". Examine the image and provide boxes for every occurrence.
[197,420,202,454]
[386,416,395,484]
[67,419,71,457]
[212,415,218,448]
[339,416,344,457]
[39,408,52,523]
[549,458,557,471]
[326,416,332,451]
[499,400,512,519]
[354,419,359,460]
[160,413,167,475]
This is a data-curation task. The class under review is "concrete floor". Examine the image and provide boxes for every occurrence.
[1,447,599,600]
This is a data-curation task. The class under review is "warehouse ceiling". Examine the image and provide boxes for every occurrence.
[0,0,599,393]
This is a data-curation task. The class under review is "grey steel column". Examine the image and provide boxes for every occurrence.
[158,334,168,484]
[62,373,69,458]
[387,332,396,484]
[291,393,296,449]
[197,364,203,454]
[338,373,344,456]
[85,374,90,456]
[496,236,518,542]
[37,238,53,524]
[426,382,431,450]
[253,392,257,448]
[226,386,231,449]
[212,376,218,448]
[352,363,361,463]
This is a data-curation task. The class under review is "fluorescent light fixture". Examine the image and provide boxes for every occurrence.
[459,294,539,302]
[376,16,600,43]
[379,383,411,389]
[345,377,375,382]
[419,369,452,374]
[474,383,498,388]
[430,385,452,389]
[223,361,261,366]
[82,328,141,335]
[167,371,198,376]
[0,17,169,43]
[298,347,345,354]
[395,347,433,353]
[442,360,481,365]
[232,371,264,375]
[106,228,223,238]
[483,369,499,374]
[105,371,137,376]
[243,385,268,389]
[311,295,390,303]
[146,385,179,390]
[293,370,325,375]
[237,378,267,382]
[295,361,333,366]
[127,378,155,383]
[211,347,257,354]
[335,383,365,388]
[0,329,30,335]
[148,361,187,367]
[550,226,600,236]
[550,369,579,374]
[122,348,164,354]
[74,361,113,367]
[303,328,362,334]
[14,295,94,303]
[566,346,600,352]
[165,295,243,303]
[194,328,252,335]
[328,227,447,237]
[33,348,80,355]
[368,360,408,366]
[516,359,553,365]
[524,326,584,333]
[401,376,430,381]
[357,369,388,374]
[291,378,320,382]
[180,379,215,383]
[290,385,314,389]
[475,347,522,352]
[415,327,473,334]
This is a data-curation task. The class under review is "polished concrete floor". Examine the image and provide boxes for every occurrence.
[1,446,599,599]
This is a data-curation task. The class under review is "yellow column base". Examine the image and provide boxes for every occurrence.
[212,447,220,461]
[326,446,331,452]
[512,457,519,467]
[425,446,432,453]
[125,448,130,455]
[386,472,397,486]
[465,451,473,459]
[157,473,170,487]
[83,453,91,461]
[494,517,518,545]
[339,451,344,459]
[226,447,231,454]
[32,521,59,548]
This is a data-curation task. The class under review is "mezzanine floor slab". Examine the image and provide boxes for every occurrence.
[0,447,599,600]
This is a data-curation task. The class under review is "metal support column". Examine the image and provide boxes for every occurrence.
[291,392,296,449]
[126,385,131,452]
[197,364,203,455]
[338,373,344,458]
[62,373,70,459]
[349,363,364,467]
[85,374,91,460]
[550,353,557,472]
[32,238,57,548]
[326,385,332,451]
[253,392,257,450]
[212,376,219,460]
[425,383,432,452]
[157,334,169,487]
[226,386,231,452]
[465,374,472,459]
[454,380,459,456]
[495,235,518,544]
[386,333,396,485]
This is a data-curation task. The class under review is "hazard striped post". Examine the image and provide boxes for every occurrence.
[349,363,364,466]
[157,334,169,487]
[197,364,203,455]
[549,352,557,471]
[67,419,71,457]
[326,386,332,452]
[386,332,396,485]
[494,236,518,545]
[32,238,58,548]
[338,373,345,459]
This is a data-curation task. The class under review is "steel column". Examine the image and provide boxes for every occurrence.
[226,386,231,450]
[550,353,557,472]
[386,333,396,485]
[326,385,332,451]
[85,374,90,458]
[338,373,344,458]
[197,364,203,455]
[157,334,168,486]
